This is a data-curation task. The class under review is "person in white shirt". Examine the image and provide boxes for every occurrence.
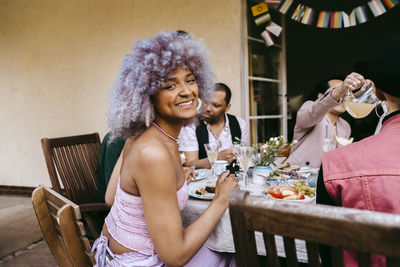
[178,83,249,169]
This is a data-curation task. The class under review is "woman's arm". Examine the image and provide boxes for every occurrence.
[131,144,237,267]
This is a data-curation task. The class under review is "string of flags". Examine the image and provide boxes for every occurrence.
[251,0,399,47]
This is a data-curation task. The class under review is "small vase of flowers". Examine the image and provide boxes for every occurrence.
[252,136,296,167]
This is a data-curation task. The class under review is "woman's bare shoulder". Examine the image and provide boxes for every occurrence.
[126,135,173,168]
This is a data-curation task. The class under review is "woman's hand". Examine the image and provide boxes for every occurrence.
[213,171,239,208]
[183,166,196,182]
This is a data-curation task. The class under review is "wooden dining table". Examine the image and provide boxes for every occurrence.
[181,168,319,263]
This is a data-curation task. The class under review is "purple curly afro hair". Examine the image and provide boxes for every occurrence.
[107,31,215,139]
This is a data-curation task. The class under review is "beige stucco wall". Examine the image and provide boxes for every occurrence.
[0,0,242,187]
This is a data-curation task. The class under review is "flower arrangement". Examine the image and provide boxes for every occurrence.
[252,136,297,166]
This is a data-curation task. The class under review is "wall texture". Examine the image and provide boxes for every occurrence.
[0,0,242,186]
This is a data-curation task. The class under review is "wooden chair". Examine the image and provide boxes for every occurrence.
[41,132,108,239]
[32,186,96,267]
[229,190,400,267]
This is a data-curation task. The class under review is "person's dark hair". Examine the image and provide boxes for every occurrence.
[306,74,345,101]
[176,30,189,37]
[214,83,232,105]
[368,34,400,98]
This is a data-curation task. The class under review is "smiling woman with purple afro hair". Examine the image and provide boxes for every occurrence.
[107,31,215,139]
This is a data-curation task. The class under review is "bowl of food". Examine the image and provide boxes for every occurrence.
[263,180,316,203]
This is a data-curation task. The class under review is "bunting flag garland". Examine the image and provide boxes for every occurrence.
[251,0,398,47]
[271,0,398,29]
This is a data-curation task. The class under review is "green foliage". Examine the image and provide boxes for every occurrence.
[252,136,296,166]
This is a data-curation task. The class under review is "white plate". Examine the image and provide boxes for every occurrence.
[188,185,214,200]
[192,171,207,182]
[297,167,318,174]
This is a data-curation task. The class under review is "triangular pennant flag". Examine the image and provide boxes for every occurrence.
[382,0,399,9]
[255,13,272,26]
[261,30,275,47]
[317,11,330,28]
[355,5,368,24]
[349,10,357,26]
[342,11,350,27]
[251,2,269,17]
[301,7,314,25]
[279,0,293,14]
[266,21,282,37]
[368,0,387,16]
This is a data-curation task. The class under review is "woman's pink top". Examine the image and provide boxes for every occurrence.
[105,179,189,255]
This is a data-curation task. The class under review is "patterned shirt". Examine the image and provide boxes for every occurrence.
[178,113,249,152]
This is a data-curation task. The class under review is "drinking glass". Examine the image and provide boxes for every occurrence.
[204,143,220,178]
[237,146,254,186]
[344,81,380,119]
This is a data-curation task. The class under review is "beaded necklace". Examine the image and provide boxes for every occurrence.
[151,122,178,143]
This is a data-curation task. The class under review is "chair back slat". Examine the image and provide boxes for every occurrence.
[263,233,280,267]
[229,190,400,267]
[229,190,261,267]
[58,204,92,266]
[32,186,94,267]
[282,237,298,267]
[387,257,400,267]
[305,241,320,267]
[330,247,344,267]
[357,252,371,267]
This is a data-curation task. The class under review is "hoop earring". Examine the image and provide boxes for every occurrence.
[375,101,388,119]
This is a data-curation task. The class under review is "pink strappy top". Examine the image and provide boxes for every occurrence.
[105,179,189,255]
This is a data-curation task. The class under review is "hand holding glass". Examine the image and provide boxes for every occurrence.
[204,143,220,178]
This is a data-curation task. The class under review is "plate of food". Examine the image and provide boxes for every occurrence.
[262,180,316,203]
[188,184,215,200]
[264,170,306,185]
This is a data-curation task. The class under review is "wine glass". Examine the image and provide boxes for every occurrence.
[204,143,220,178]
[344,81,380,119]
[237,146,254,186]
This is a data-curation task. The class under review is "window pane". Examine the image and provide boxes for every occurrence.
[250,119,281,144]
[249,42,281,79]
[249,80,281,116]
